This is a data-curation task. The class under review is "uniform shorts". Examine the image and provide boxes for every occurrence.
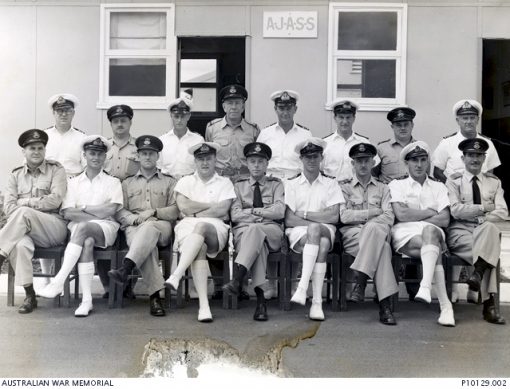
[391,221,446,253]
[68,220,120,248]
[175,217,230,258]
[285,223,336,253]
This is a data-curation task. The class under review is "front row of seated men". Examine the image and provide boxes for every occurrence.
[0,129,506,327]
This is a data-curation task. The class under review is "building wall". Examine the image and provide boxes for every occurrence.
[0,1,509,191]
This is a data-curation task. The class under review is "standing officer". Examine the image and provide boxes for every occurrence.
[164,142,236,322]
[446,138,507,324]
[158,96,204,179]
[339,143,398,325]
[109,136,179,317]
[39,136,123,317]
[223,142,285,321]
[0,130,68,314]
[372,106,420,301]
[432,99,500,183]
[205,85,260,181]
[285,138,344,321]
[388,141,455,326]
[322,99,379,181]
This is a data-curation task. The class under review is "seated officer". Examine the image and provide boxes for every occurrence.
[339,143,398,325]
[165,142,236,322]
[388,141,455,327]
[223,142,285,321]
[109,136,179,317]
[0,130,67,314]
[446,138,507,325]
[285,138,344,321]
[39,136,124,317]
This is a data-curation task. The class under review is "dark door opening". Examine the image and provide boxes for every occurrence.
[482,39,510,203]
[178,37,246,137]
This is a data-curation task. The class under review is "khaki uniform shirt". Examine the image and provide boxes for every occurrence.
[373,137,416,183]
[104,136,140,180]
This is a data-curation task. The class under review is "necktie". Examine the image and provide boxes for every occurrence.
[472,176,481,205]
[253,182,263,208]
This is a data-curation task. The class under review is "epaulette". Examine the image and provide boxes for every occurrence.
[161,172,175,180]
[483,172,499,179]
[206,118,222,127]
[395,174,408,180]
[443,132,456,139]
[338,178,352,185]
[448,172,463,180]
[12,165,23,173]
[378,138,391,145]
[103,170,113,176]
[320,172,336,179]
[45,126,53,130]
[263,122,277,129]
[296,123,311,131]
[46,159,63,168]
[322,133,334,140]
[124,174,136,180]
[427,175,440,182]
[266,176,281,182]
[244,119,259,129]
[288,173,301,180]
[73,128,85,134]
[354,132,369,139]
[234,177,249,183]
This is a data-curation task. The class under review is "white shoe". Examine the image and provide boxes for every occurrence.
[309,303,325,321]
[74,301,93,317]
[290,287,307,306]
[198,306,213,323]
[264,286,278,300]
[438,305,455,327]
[164,274,180,291]
[37,282,64,299]
[467,289,478,304]
[451,289,459,304]
[414,286,431,304]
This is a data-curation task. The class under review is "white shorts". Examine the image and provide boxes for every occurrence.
[68,220,120,248]
[285,223,336,253]
[391,221,446,253]
[174,217,230,258]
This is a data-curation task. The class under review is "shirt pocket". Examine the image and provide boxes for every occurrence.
[34,179,52,197]
[368,193,382,207]
[127,188,143,209]
[262,194,273,206]
[348,199,364,210]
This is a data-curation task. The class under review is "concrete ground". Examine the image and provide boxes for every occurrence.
[0,287,509,378]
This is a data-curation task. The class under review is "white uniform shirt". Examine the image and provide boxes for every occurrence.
[257,123,311,179]
[322,131,380,181]
[62,170,123,222]
[388,176,450,213]
[174,172,236,203]
[158,129,204,178]
[284,173,345,212]
[45,126,87,176]
[432,131,501,179]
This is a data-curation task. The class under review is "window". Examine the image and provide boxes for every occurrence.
[327,3,407,111]
[98,4,176,109]
[179,59,218,112]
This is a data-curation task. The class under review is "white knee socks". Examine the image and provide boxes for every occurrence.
[54,243,83,286]
[173,234,205,281]
[311,263,327,305]
[191,259,210,310]
[78,262,95,303]
[420,245,440,289]
[297,244,319,291]
[433,265,452,309]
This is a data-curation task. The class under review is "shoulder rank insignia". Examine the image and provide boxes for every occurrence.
[427,175,440,182]
[74,128,85,134]
[378,138,391,145]
[266,176,281,182]
[483,172,498,179]
[443,132,456,139]
[206,118,222,127]
[338,178,353,185]
[296,123,311,131]
[320,172,336,179]
[12,165,23,173]
[288,173,301,180]
[354,132,369,139]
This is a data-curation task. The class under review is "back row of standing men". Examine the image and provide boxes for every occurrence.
[0,86,506,327]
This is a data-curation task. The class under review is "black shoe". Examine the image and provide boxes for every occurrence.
[483,301,506,325]
[18,295,37,314]
[379,299,396,325]
[150,297,166,317]
[349,283,366,303]
[222,280,240,296]
[211,290,223,300]
[108,267,129,285]
[102,292,109,299]
[405,284,419,301]
[467,272,482,292]
[123,283,136,300]
[238,290,250,302]
[253,302,268,321]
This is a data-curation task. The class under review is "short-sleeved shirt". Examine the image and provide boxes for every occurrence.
[45,126,87,176]
[104,136,140,180]
[374,138,416,183]
[158,128,204,178]
[284,173,345,212]
[432,131,501,179]
[62,170,123,223]
[256,123,311,179]
[174,172,236,204]
[205,117,260,172]
[388,176,450,213]
[322,131,380,181]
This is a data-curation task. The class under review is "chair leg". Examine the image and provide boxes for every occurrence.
[7,263,15,307]
[332,256,339,312]
[340,254,348,312]
[284,260,292,311]
[444,255,453,300]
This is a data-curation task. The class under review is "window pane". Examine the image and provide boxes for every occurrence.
[181,59,217,83]
[180,88,217,112]
[337,12,397,50]
[110,12,166,50]
[336,59,395,98]
[109,58,166,96]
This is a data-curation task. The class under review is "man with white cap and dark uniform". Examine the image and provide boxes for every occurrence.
[0,129,68,314]
[38,136,123,317]
[446,138,507,324]
[373,106,420,301]
[165,142,236,322]
[109,135,179,317]
[158,96,204,179]
[223,142,285,321]
[340,143,398,325]
[285,137,343,321]
[432,99,500,183]
[388,141,455,326]
[322,99,379,182]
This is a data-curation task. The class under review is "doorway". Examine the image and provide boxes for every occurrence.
[178,37,246,137]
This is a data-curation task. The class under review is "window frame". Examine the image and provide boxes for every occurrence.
[98,3,176,109]
[327,2,408,112]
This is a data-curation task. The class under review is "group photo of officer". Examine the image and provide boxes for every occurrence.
[0,87,507,329]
